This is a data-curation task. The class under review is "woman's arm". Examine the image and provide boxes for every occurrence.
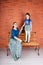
[19,23,25,35]
[14,36,22,42]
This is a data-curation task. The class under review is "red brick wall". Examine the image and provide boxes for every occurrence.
[0,0,43,48]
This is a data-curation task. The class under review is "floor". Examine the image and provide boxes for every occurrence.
[0,48,43,65]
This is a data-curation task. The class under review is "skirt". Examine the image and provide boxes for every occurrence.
[8,38,22,61]
[25,25,31,31]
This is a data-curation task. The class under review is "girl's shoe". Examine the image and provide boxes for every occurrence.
[24,40,27,43]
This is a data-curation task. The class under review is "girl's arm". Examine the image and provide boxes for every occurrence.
[19,23,25,35]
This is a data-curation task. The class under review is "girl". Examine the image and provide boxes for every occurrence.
[8,22,24,61]
[23,13,32,42]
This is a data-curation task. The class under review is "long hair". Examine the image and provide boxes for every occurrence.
[12,22,16,29]
[25,13,31,20]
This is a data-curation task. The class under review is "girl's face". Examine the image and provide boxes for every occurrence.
[13,23,18,28]
[26,15,30,19]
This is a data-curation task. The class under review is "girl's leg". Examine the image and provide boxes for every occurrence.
[25,31,28,42]
[27,31,30,42]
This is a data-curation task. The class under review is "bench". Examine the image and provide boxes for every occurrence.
[7,32,40,56]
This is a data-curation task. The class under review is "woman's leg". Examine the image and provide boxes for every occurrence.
[8,39,18,61]
[16,40,22,58]
[14,37,22,58]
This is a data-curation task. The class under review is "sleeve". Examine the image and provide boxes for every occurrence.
[17,28,20,35]
[11,29,15,39]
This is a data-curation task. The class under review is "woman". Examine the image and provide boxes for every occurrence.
[8,22,23,61]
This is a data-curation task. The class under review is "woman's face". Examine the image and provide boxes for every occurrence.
[26,15,30,19]
[13,23,18,28]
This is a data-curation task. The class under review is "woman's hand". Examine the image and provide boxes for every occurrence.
[14,36,22,42]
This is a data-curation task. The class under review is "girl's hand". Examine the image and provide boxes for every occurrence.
[19,27,23,35]
[22,23,25,27]
[30,22,32,32]
[30,28,32,32]
[19,23,25,35]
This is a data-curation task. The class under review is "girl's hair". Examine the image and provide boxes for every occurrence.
[25,13,30,16]
[12,22,16,29]
[25,13,30,20]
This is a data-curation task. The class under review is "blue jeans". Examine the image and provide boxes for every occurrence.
[8,38,22,61]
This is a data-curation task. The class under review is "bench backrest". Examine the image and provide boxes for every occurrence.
[8,32,37,42]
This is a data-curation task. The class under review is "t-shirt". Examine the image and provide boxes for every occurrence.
[11,28,19,39]
[24,19,32,25]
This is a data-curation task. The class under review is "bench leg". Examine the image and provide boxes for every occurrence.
[38,46,40,56]
[7,47,9,56]
[35,47,37,51]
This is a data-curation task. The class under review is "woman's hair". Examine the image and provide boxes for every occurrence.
[25,13,30,20]
[12,22,16,29]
